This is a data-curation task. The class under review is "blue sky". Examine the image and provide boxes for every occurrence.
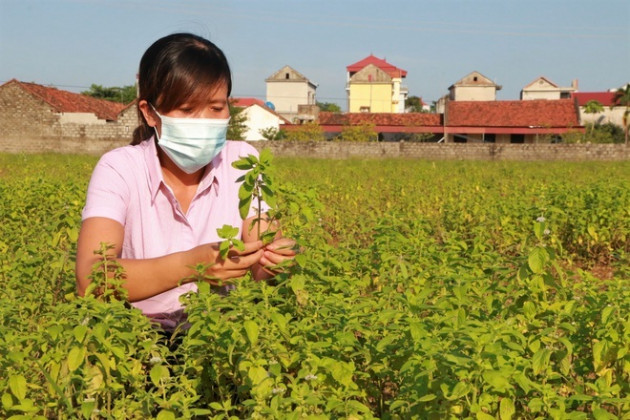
[1,0,628,110]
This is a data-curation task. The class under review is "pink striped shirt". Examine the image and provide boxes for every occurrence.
[82,138,268,323]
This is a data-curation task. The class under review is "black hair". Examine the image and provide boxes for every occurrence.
[132,33,232,145]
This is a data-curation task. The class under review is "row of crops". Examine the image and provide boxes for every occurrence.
[1,153,628,419]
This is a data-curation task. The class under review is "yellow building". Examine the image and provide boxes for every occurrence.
[346,55,407,113]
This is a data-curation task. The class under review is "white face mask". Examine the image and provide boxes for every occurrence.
[152,106,230,174]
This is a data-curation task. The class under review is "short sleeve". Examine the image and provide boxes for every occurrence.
[81,152,131,225]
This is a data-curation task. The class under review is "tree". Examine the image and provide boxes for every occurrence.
[285,122,325,142]
[317,102,341,113]
[583,100,604,137]
[612,84,630,145]
[259,127,286,141]
[339,123,377,142]
[228,103,248,140]
[405,96,427,113]
[81,84,136,104]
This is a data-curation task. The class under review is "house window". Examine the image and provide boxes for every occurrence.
[510,134,525,143]
[359,106,371,113]
[473,76,478,82]
[560,92,570,99]
[483,133,496,143]
[285,73,290,79]
[454,134,467,143]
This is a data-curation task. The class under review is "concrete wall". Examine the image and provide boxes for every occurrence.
[579,107,626,127]
[1,137,627,161]
[452,86,497,101]
[266,81,314,119]
[247,141,629,161]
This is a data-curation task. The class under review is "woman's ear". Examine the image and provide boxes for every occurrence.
[138,100,159,128]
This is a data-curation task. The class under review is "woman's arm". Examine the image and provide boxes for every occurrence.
[241,215,297,281]
[76,217,264,301]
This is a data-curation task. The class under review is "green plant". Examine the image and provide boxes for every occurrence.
[284,122,326,142]
[339,122,378,142]
[259,127,286,141]
[1,154,629,418]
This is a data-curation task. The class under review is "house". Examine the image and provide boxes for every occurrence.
[265,66,317,122]
[521,76,578,100]
[444,99,582,143]
[230,97,291,141]
[572,90,626,127]
[346,55,408,114]
[0,79,136,142]
[435,71,501,113]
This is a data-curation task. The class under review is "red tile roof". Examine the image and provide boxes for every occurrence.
[319,112,441,127]
[346,55,407,78]
[5,79,126,121]
[231,97,266,108]
[572,92,617,107]
[447,99,580,128]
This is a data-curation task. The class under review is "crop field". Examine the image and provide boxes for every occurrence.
[0,153,629,419]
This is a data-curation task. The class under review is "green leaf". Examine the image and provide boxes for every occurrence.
[248,365,267,385]
[532,348,551,375]
[259,148,273,165]
[231,238,245,252]
[81,400,96,419]
[592,408,616,420]
[150,365,169,387]
[243,320,259,346]
[417,394,436,402]
[72,325,88,343]
[260,184,276,207]
[528,246,549,274]
[232,158,253,170]
[219,240,230,259]
[67,346,85,372]
[238,182,254,200]
[482,370,511,393]
[500,397,515,420]
[2,392,13,409]
[477,412,495,420]
[217,224,239,239]
[601,306,614,324]
[156,410,176,420]
[8,375,27,400]
[239,196,253,220]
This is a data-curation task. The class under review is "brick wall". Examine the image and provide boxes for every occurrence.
[1,137,628,161]
[0,83,139,154]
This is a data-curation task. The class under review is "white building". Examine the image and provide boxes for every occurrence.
[265,65,317,122]
[231,97,290,141]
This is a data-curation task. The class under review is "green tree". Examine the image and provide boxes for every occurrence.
[81,84,136,104]
[317,102,342,113]
[228,102,248,140]
[405,96,427,113]
[285,121,325,142]
[588,122,625,144]
[339,123,377,142]
[612,84,630,145]
[583,100,604,137]
[259,127,286,141]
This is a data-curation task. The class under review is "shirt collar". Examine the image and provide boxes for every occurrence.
[143,137,221,201]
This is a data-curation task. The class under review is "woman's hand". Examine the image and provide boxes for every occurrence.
[195,240,265,285]
[258,237,298,276]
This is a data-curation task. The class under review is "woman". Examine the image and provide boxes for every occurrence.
[76,33,296,331]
